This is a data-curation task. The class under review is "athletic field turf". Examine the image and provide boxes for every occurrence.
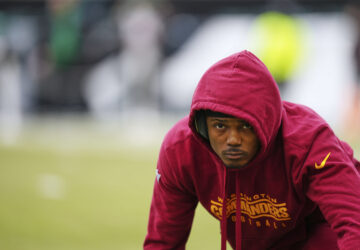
[0,115,358,250]
[0,115,222,250]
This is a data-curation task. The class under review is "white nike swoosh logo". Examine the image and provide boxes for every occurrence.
[156,169,161,182]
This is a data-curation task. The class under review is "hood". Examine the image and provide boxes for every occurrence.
[189,50,282,162]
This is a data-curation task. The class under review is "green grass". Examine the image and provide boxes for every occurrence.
[0,116,221,250]
[0,116,358,250]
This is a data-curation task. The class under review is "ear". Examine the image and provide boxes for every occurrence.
[195,110,208,140]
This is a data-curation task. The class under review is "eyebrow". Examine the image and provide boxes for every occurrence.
[208,117,249,124]
[208,118,229,122]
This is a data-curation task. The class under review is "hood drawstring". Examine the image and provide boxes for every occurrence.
[221,170,242,250]
[221,169,228,250]
[235,171,242,250]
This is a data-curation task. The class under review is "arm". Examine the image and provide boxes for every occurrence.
[144,144,198,250]
[298,128,360,249]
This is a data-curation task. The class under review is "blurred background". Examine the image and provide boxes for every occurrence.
[0,0,359,249]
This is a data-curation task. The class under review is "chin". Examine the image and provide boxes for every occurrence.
[225,165,242,169]
[225,162,246,169]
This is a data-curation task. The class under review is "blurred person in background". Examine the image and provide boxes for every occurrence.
[0,10,38,144]
[144,51,360,249]
[0,14,22,144]
[83,0,164,119]
[47,0,82,68]
[35,0,84,112]
[35,0,117,112]
[250,11,305,96]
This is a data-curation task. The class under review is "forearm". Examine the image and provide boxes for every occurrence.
[144,178,197,249]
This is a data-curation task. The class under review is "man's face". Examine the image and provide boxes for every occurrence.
[206,116,260,168]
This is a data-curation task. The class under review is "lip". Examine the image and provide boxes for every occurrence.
[223,152,246,160]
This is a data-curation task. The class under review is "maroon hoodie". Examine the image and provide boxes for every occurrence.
[144,51,360,249]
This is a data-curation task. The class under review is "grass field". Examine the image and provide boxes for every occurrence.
[0,115,222,250]
[0,115,358,250]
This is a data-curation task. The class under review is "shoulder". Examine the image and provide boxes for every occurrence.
[281,101,329,150]
[161,116,199,152]
[157,116,205,194]
[280,101,356,180]
[282,101,327,126]
[280,101,337,176]
[162,117,192,146]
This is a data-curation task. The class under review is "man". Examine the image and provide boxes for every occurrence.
[144,50,360,249]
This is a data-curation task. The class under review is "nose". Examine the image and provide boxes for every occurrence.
[226,129,242,146]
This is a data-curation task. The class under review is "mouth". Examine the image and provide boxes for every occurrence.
[223,153,245,160]
[222,149,247,160]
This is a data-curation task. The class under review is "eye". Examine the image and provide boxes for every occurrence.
[214,123,225,129]
[241,122,252,130]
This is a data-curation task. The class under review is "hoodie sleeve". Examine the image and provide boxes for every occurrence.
[297,126,360,249]
[144,141,198,250]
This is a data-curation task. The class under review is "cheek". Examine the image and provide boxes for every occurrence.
[244,133,259,150]
[209,138,219,152]
[208,135,224,154]
[250,137,260,154]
